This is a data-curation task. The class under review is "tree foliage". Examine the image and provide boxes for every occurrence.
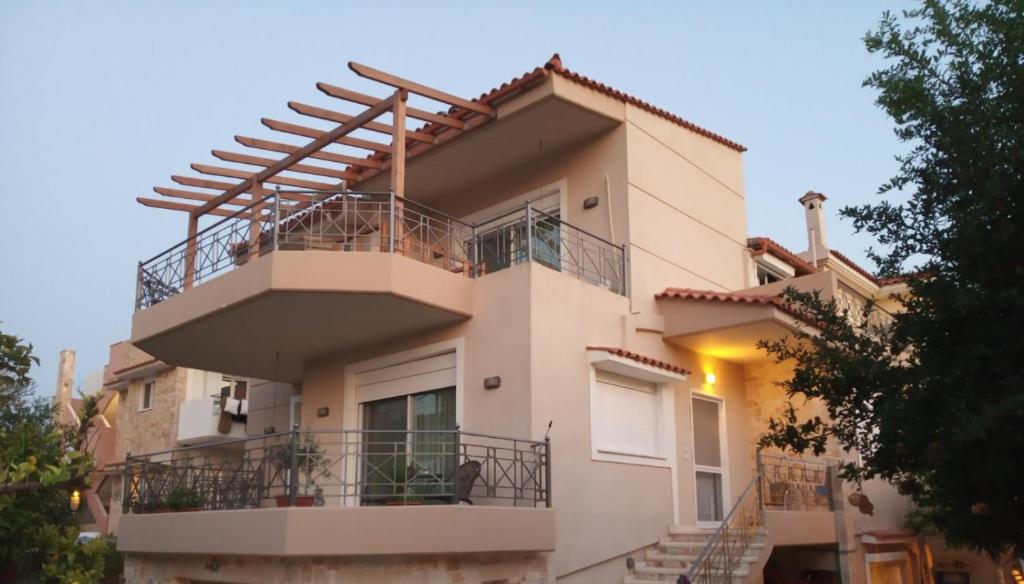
[761,0,1024,557]
[0,328,118,582]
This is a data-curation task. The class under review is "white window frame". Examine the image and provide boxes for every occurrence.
[139,378,155,412]
[339,339,464,509]
[690,389,730,528]
[587,349,685,524]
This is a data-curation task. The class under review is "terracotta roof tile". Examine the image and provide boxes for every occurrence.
[586,346,692,376]
[747,237,816,276]
[656,287,809,323]
[410,54,746,153]
[111,357,160,376]
[542,55,746,152]
[828,249,881,285]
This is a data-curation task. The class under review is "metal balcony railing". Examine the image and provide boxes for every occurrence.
[684,453,838,584]
[122,428,550,513]
[757,452,835,512]
[135,190,627,310]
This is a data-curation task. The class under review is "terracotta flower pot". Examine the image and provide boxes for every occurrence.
[275,495,316,507]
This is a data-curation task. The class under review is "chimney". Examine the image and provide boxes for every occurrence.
[55,349,75,408]
[799,191,829,263]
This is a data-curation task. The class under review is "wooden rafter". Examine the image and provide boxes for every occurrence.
[234,136,383,169]
[211,150,357,180]
[190,163,337,191]
[355,103,492,183]
[155,187,253,207]
[287,102,437,145]
[192,94,396,216]
[261,118,389,154]
[157,185,312,205]
[348,62,495,117]
[317,82,465,130]
[138,197,257,219]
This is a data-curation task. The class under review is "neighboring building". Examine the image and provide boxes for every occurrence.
[108,55,1009,584]
[100,340,266,534]
[52,349,119,535]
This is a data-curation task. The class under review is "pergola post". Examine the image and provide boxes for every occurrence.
[248,177,265,260]
[183,215,198,289]
[389,89,408,256]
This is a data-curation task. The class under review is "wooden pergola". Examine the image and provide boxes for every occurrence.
[139,60,498,233]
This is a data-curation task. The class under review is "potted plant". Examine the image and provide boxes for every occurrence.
[166,487,206,512]
[271,431,332,507]
[132,493,168,514]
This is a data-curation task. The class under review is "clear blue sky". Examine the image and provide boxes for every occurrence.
[0,1,911,396]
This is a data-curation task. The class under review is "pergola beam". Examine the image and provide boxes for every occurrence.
[349,61,494,117]
[172,175,238,191]
[192,94,395,217]
[234,135,383,169]
[155,186,254,207]
[261,118,390,154]
[138,197,256,219]
[211,150,357,180]
[157,185,311,205]
[317,82,465,130]
[191,163,337,191]
[288,102,437,145]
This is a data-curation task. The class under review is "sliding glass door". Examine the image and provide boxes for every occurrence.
[361,387,456,505]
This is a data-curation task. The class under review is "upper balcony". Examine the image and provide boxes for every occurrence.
[132,191,625,381]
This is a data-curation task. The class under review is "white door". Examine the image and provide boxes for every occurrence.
[692,394,727,525]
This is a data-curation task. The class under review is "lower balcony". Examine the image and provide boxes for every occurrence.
[118,428,554,556]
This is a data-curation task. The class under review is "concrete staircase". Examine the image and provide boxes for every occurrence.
[624,526,769,584]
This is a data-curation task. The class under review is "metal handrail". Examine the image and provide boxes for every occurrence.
[136,190,629,309]
[685,474,762,584]
[122,428,551,512]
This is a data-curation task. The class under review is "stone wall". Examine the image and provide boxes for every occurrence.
[124,552,550,584]
[743,360,842,460]
[116,367,187,458]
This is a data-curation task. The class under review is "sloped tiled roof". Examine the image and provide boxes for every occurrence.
[747,237,816,276]
[656,287,809,323]
[586,346,692,376]
[408,54,746,154]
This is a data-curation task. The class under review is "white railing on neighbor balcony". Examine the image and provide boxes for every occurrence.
[136,190,627,309]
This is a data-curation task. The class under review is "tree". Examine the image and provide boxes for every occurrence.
[0,329,117,581]
[760,0,1024,558]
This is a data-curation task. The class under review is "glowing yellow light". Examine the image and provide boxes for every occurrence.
[704,372,717,385]
[69,490,81,512]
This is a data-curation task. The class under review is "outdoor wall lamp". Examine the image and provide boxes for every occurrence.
[704,372,717,385]
[583,196,600,210]
[69,489,80,512]
[484,376,501,390]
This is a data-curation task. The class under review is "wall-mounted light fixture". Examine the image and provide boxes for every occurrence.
[484,376,501,390]
[69,490,81,512]
[704,372,717,386]
[583,196,600,210]
[317,407,330,418]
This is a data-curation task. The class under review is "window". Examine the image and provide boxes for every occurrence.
[139,381,154,411]
[592,370,661,459]
[756,265,783,285]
